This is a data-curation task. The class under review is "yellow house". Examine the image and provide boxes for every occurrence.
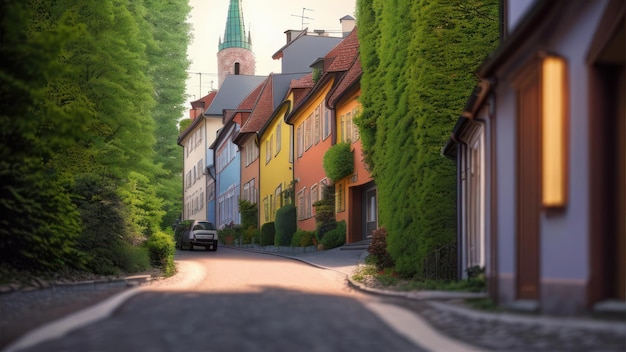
[258,75,314,226]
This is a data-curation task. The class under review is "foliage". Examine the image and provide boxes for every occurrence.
[313,184,335,242]
[218,225,241,245]
[322,142,354,182]
[239,199,258,229]
[243,227,260,245]
[320,221,346,250]
[145,231,175,276]
[260,222,275,246]
[179,119,192,132]
[367,228,394,269]
[0,0,191,276]
[274,204,297,246]
[291,229,315,247]
[356,0,499,277]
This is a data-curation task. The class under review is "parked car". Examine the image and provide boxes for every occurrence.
[175,220,218,251]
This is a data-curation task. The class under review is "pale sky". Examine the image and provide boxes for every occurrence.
[184,0,357,107]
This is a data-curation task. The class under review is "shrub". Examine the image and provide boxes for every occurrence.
[243,227,260,245]
[145,231,175,275]
[291,229,315,247]
[275,204,297,246]
[321,221,346,250]
[115,243,150,273]
[367,227,394,269]
[260,222,275,246]
[218,226,238,245]
[323,142,354,182]
[239,200,258,229]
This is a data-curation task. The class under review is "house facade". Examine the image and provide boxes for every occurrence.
[178,92,218,222]
[327,51,376,243]
[445,0,625,315]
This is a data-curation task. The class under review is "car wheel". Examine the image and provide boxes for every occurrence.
[211,243,218,252]
[189,244,193,251]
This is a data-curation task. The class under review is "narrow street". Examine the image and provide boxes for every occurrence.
[10,248,429,352]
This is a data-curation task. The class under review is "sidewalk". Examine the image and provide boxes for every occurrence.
[227,244,626,352]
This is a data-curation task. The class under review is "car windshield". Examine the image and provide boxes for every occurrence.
[194,222,216,231]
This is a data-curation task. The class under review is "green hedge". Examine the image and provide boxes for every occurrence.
[274,204,297,246]
[356,0,499,277]
[260,222,275,246]
[321,221,346,250]
[291,229,316,247]
[145,231,175,276]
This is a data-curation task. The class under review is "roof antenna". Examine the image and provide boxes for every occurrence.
[291,7,314,30]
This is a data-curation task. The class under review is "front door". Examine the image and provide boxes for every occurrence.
[514,61,541,300]
[364,186,377,239]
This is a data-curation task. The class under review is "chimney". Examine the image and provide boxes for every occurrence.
[340,15,355,37]
[284,29,305,44]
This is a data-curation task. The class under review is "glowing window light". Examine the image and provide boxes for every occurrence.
[542,55,568,207]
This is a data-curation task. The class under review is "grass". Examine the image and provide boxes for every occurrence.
[352,256,486,293]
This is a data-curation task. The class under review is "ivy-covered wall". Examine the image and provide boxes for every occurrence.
[356,0,499,277]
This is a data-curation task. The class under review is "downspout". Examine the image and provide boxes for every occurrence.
[450,130,467,280]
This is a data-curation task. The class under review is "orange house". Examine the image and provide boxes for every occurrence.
[286,28,362,235]
[326,47,376,243]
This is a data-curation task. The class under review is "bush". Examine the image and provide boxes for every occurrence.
[323,142,354,182]
[367,227,394,269]
[243,227,260,245]
[115,243,150,273]
[218,226,239,245]
[239,200,258,229]
[145,231,175,276]
[275,204,297,246]
[260,222,275,246]
[321,221,346,250]
[291,229,315,247]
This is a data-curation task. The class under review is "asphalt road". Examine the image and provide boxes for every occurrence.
[11,247,426,352]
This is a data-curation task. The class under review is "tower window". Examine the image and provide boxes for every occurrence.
[234,62,240,75]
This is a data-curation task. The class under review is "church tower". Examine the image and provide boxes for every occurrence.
[217,0,255,88]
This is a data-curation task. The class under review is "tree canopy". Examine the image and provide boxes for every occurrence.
[0,0,190,276]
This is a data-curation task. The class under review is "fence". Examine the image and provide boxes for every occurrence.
[422,242,457,281]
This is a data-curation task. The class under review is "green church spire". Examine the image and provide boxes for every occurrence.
[219,0,251,51]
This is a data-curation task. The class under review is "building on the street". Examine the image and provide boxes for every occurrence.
[444,0,625,315]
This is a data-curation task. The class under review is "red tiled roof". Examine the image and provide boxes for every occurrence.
[328,56,362,108]
[325,28,359,73]
[240,74,275,133]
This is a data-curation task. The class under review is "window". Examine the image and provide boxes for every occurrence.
[314,106,321,144]
[234,62,240,75]
[297,125,303,157]
[323,102,331,139]
[276,124,281,155]
[310,184,318,217]
[305,114,312,150]
[263,197,269,222]
[346,112,352,142]
[335,182,345,212]
[265,135,273,163]
[245,140,258,166]
[352,106,361,141]
[297,188,305,220]
[275,184,282,209]
[340,114,346,142]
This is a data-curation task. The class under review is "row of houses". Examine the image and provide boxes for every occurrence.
[178,0,624,316]
[178,10,374,244]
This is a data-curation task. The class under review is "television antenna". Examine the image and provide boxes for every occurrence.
[187,71,217,98]
[291,8,314,30]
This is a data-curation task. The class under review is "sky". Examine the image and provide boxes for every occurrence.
[183,0,357,108]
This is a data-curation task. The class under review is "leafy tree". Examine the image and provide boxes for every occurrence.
[0,1,85,273]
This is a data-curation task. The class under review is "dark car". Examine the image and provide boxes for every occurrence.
[175,220,218,251]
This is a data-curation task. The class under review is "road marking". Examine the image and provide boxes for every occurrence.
[365,302,485,352]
